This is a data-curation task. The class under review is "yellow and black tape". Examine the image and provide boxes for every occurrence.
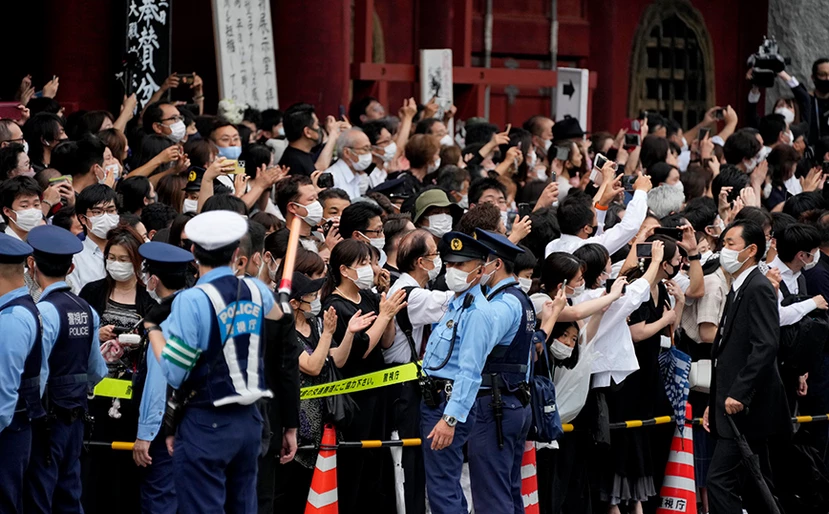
[299,362,419,400]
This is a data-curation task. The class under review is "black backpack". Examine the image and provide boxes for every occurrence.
[778,275,829,375]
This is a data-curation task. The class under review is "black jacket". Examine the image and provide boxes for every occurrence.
[710,267,791,439]
[78,278,156,322]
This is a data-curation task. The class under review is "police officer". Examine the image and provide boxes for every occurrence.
[22,225,108,513]
[143,211,285,514]
[0,233,43,513]
[467,229,535,513]
[420,231,496,514]
[133,241,194,514]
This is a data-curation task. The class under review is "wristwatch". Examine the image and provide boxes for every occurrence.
[687,253,702,261]
[442,414,458,427]
[146,324,163,334]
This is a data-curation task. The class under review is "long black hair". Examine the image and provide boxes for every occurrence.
[541,252,584,294]
[321,239,372,299]
[573,243,609,290]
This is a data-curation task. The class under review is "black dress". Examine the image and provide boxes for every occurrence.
[602,282,670,505]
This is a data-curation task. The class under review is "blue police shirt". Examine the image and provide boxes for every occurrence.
[159,267,275,388]
[37,281,107,396]
[138,317,170,441]
[0,286,41,431]
[485,277,531,382]
[422,284,498,422]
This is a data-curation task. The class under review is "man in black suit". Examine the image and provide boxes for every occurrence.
[704,219,791,513]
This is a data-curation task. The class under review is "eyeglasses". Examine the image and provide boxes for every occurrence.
[89,206,118,216]
[347,145,372,153]
[160,115,184,123]
[2,137,25,145]
[364,228,384,235]
[217,135,241,144]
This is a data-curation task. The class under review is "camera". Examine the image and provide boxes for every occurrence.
[748,36,790,88]
[317,172,334,189]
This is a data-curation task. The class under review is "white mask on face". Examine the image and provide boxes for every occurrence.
[352,151,373,172]
[527,151,537,170]
[439,134,454,147]
[11,208,42,232]
[550,339,574,360]
[518,277,532,293]
[427,157,441,173]
[500,210,509,230]
[381,142,397,163]
[457,194,469,210]
[105,163,121,181]
[681,137,689,152]
[22,141,29,155]
[764,239,772,259]
[142,273,162,303]
[480,261,496,287]
[304,297,322,318]
[106,261,135,282]
[699,250,715,265]
[763,181,772,199]
[784,130,795,146]
[423,255,442,282]
[294,200,323,227]
[424,213,453,238]
[88,213,120,239]
[720,247,748,274]
[445,265,478,293]
[167,120,186,143]
[566,282,585,299]
[744,156,759,173]
[351,265,375,290]
[543,139,553,153]
[775,107,795,125]
[362,232,386,251]
[182,198,199,214]
[804,251,819,271]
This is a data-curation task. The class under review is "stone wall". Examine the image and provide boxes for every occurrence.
[764,0,829,111]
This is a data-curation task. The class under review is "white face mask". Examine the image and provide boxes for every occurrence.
[775,107,795,125]
[439,134,454,148]
[106,260,135,282]
[88,213,120,239]
[551,339,574,360]
[303,297,321,318]
[23,141,29,155]
[681,136,689,152]
[142,273,162,303]
[566,282,585,299]
[500,210,509,230]
[381,142,397,163]
[480,260,496,287]
[445,265,478,293]
[362,232,386,251]
[762,182,772,199]
[182,198,199,214]
[804,251,819,271]
[11,208,42,232]
[105,163,121,181]
[744,155,759,173]
[526,151,537,170]
[784,130,795,146]
[294,200,323,227]
[352,151,373,172]
[543,139,553,153]
[422,255,442,282]
[427,157,441,173]
[167,120,186,143]
[457,194,469,210]
[518,277,532,293]
[277,127,285,137]
[351,265,374,290]
[720,247,748,274]
[424,213,453,238]
[699,250,715,265]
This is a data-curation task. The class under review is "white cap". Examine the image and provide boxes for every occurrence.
[529,292,552,316]
[185,211,247,250]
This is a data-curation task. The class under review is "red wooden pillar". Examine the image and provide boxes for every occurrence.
[451,0,484,120]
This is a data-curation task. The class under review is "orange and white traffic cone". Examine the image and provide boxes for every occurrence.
[521,441,540,514]
[305,424,338,514]
[656,403,697,514]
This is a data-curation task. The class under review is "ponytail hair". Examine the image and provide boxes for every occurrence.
[321,239,372,299]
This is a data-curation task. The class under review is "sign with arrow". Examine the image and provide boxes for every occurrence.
[555,68,589,125]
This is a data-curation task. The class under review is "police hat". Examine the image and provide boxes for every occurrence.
[139,241,194,274]
[368,177,414,200]
[0,232,32,264]
[185,211,247,251]
[183,166,205,192]
[290,271,325,300]
[28,225,83,257]
[439,231,490,263]
[474,228,524,263]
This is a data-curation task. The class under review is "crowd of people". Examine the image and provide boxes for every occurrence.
[4,57,829,514]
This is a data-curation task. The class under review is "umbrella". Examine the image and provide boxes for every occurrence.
[658,344,692,433]
[725,415,783,514]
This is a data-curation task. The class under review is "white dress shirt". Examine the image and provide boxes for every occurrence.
[732,264,758,293]
[784,175,802,196]
[383,273,453,364]
[545,189,648,258]
[328,159,362,200]
[4,225,21,241]
[67,237,106,294]
[767,256,818,326]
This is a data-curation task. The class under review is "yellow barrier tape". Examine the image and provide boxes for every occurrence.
[300,362,419,399]
[93,378,133,400]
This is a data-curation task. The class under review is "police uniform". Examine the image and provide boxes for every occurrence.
[22,226,107,513]
[467,229,535,514]
[0,234,43,513]
[420,232,497,514]
[135,242,194,514]
[155,211,276,514]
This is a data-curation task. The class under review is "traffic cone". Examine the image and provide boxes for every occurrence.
[521,441,540,514]
[656,403,697,514]
[305,424,338,514]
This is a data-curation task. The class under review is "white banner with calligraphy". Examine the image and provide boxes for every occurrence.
[212,0,279,110]
[126,0,172,108]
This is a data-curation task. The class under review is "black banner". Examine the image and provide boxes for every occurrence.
[125,0,172,107]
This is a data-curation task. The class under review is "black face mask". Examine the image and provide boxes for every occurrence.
[664,262,680,280]
[587,225,598,237]
[816,78,829,95]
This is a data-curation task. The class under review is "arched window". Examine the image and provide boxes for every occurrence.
[628,0,715,129]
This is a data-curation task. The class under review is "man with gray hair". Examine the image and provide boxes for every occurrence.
[326,127,384,200]
[648,184,685,219]
[0,119,26,150]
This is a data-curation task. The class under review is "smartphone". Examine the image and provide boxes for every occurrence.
[224,160,246,175]
[636,243,653,259]
[555,145,570,162]
[322,219,335,236]
[622,175,637,192]
[518,202,532,219]
[714,108,725,120]
[822,161,829,175]
[654,227,683,241]
[178,73,195,85]
[317,172,334,189]
[338,105,346,119]
[698,127,711,141]
[638,110,650,120]
[606,148,619,161]
[624,133,641,147]
[605,278,627,295]
[49,175,73,184]
[549,171,557,182]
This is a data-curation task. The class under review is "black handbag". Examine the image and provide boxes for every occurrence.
[321,362,359,429]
